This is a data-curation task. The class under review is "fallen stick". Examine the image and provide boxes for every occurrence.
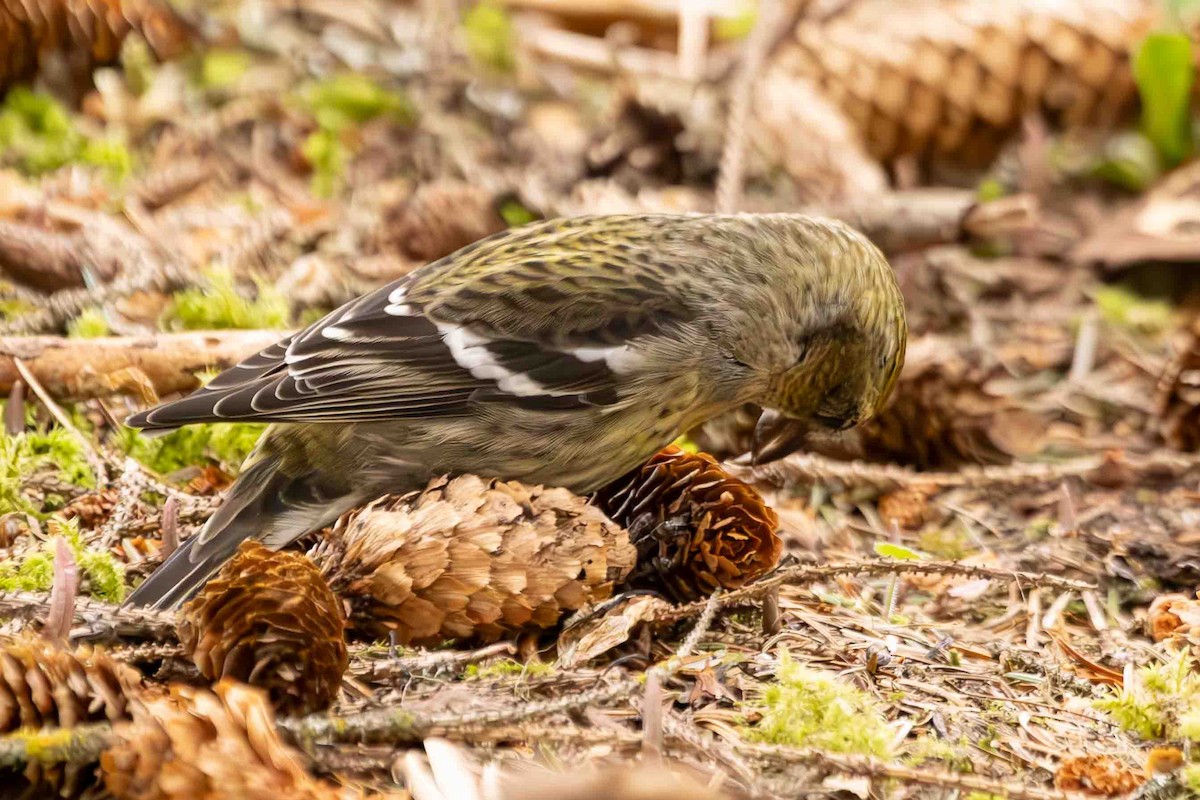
[0,330,283,401]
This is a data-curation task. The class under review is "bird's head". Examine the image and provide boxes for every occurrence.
[710,215,906,459]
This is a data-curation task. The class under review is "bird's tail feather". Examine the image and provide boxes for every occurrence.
[125,454,357,610]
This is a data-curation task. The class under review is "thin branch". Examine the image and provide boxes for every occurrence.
[741,744,1087,800]
[0,723,114,770]
[650,560,1095,627]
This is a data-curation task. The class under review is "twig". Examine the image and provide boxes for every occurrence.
[12,357,110,487]
[650,561,1095,627]
[732,449,1200,492]
[741,744,1087,800]
[0,591,177,641]
[350,641,518,681]
[715,0,785,214]
[0,722,114,769]
[286,592,724,748]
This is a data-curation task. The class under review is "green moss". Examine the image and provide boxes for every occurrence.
[296,73,414,196]
[117,422,264,475]
[917,527,974,560]
[498,199,536,228]
[903,736,974,772]
[714,1,757,41]
[301,128,346,199]
[0,518,125,601]
[1182,764,1200,794]
[1094,285,1175,336]
[200,49,251,90]
[463,3,516,73]
[66,308,111,338]
[741,651,894,758]
[1094,652,1200,741]
[465,659,555,680]
[0,88,131,180]
[300,73,415,131]
[163,268,290,331]
[0,424,95,516]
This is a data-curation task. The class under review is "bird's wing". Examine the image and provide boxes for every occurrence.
[127,216,699,429]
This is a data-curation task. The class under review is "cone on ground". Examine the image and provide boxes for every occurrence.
[0,0,191,95]
[771,0,1150,169]
[594,446,782,601]
[177,541,348,715]
[0,634,142,797]
[377,180,506,263]
[101,680,343,800]
[315,474,636,644]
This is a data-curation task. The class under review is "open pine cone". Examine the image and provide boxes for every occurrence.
[0,0,191,96]
[0,635,142,797]
[377,180,506,263]
[595,446,782,601]
[177,541,347,715]
[101,680,343,800]
[314,474,636,644]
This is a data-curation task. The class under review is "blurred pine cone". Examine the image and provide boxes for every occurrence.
[1156,318,1200,451]
[315,474,636,644]
[101,680,343,800]
[776,0,1150,169]
[0,635,142,798]
[842,337,1048,468]
[0,0,192,95]
[61,487,121,528]
[696,337,1047,470]
[594,445,782,601]
[177,541,347,715]
[377,180,507,263]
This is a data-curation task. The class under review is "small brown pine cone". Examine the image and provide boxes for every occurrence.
[1054,754,1143,796]
[61,487,121,528]
[594,446,782,602]
[0,0,190,95]
[102,680,342,800]
[377,180,506,262]
[315,475,636,644]
[877,487,933,531]
[0,635,142,797]
[822,336,1047,469]
[177,542,347,715]
[1144,593,1200,643]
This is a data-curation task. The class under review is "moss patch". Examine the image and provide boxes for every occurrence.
[66,308,112,338]
[0,518,125,602]
[0,88,132,180]
[740,651,894,758]
[1094,652,1200,741]
[0,422,95,516]
[117,422,265,475]
[163,268,290,331]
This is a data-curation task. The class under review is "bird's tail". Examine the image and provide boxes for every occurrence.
[125,449,360,610]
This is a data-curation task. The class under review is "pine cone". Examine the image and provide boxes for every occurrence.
[778,0,1150,168]
[377,180,507,263]
[177,541,347,715]
[0,635,142,797]
[1156,318,1200,451]
[594,446,782,601]
[315,474,636,644]
[821,336,1047,469]
[101,680,343,800]
[61,487,121,528]
[1054,754,1143,796]
[877,486,933,531]
[0,0,191,96]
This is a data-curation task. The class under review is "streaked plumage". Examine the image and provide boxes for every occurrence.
[126,214,907,609]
